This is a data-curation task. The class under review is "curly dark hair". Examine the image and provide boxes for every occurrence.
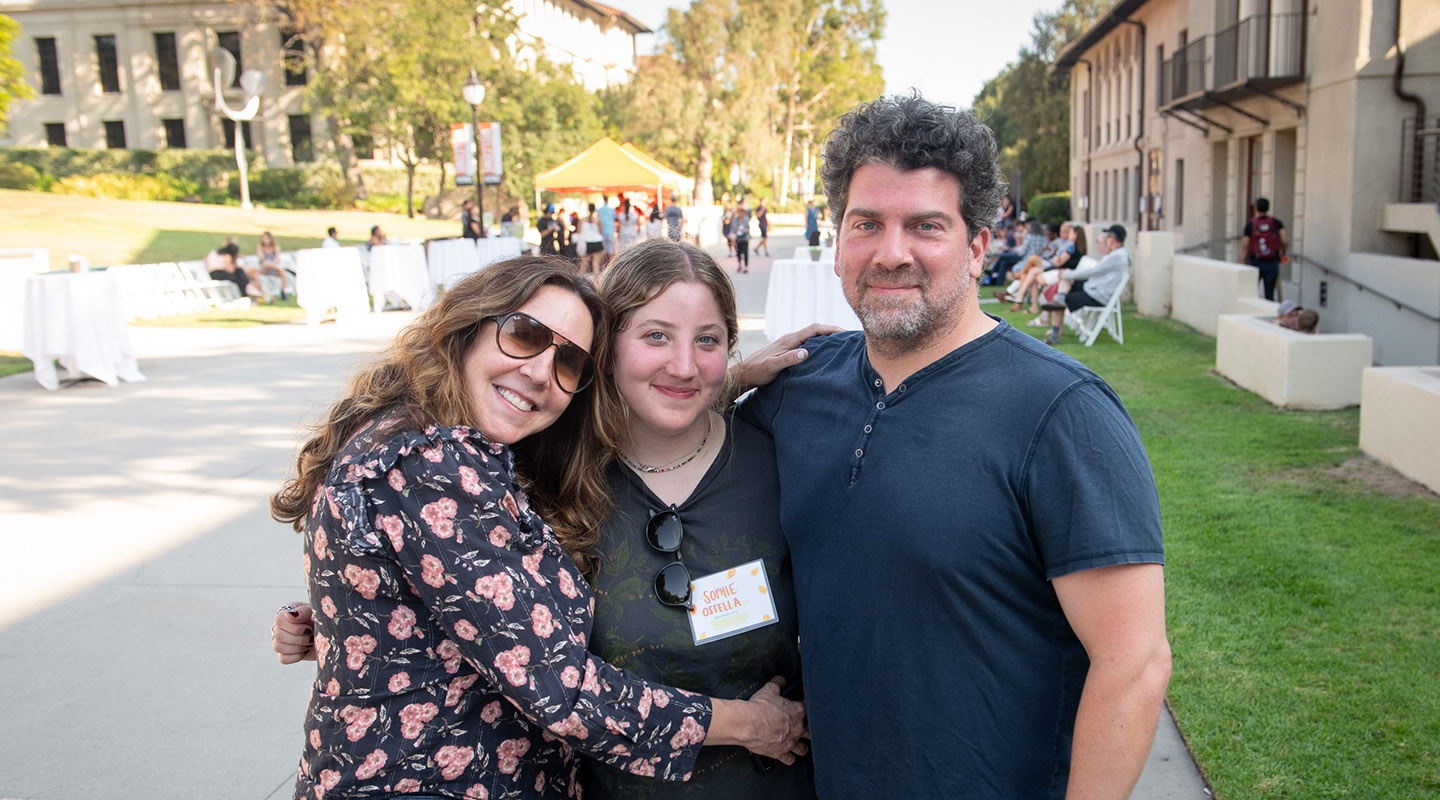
[821,92,1007,243]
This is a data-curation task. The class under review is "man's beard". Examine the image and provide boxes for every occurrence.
[852,263,968,349]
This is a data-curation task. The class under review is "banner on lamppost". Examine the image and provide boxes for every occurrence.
[452,123,475,186]
[452,122,503,187]
[478,122,503,187]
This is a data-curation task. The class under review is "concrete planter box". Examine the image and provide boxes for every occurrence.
[1360,367,1440,494]
[1215,314,1373,409]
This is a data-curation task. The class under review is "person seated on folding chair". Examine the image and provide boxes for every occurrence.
[1040,224,1130,346]
[207,243,263,302]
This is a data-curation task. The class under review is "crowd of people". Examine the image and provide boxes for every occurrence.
[982,214,1133,346]
[532,193,712,275]
[267,92,1171,800]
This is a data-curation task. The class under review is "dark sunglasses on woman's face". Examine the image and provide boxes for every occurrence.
[646,509,693,608]
[484,312,596,394]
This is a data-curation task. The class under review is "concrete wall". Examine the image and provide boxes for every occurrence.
[1359,367,1440,494]
[1216,313,1373,409]
[1133,231,1175,317]
[1170,255,1264,336]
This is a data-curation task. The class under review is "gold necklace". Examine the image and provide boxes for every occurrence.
[623,416,713,474]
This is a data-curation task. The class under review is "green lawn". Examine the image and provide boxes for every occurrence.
[0,188,462,270]
[995,305,1440,799]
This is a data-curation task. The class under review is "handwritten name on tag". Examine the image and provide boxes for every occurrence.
[686,558,779,646]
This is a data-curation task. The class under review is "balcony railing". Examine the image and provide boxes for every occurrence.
[1158,37,1207,107]
[1398,116,1440,205]
[1159,12,1306,110]
[1214,13,1305,88]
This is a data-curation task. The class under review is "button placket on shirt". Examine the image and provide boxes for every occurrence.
[852,377,905,479]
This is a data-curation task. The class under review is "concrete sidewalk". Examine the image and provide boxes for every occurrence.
[0,232,1210,799]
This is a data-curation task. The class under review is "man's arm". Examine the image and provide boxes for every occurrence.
[1054,563,1172,800]
[1238,234,1250,264]
[1064,250,1121,282]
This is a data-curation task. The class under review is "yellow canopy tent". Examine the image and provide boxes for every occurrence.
[533,137,693,210]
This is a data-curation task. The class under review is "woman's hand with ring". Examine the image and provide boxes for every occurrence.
[272,601,316,664]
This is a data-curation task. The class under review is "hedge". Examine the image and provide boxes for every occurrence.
[1026,191,1071,227]
[0,147,256,189]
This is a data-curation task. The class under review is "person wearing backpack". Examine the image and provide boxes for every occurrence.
[1239,197,1287,300]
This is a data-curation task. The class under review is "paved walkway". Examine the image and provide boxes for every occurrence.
[0,231,1211,799]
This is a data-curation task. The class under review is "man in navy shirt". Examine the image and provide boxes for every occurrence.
[738,94,1171,799]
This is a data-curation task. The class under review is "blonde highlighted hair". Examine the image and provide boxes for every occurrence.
[270,256,622,576]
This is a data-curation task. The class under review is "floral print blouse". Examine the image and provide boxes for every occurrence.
[296,419,712,800]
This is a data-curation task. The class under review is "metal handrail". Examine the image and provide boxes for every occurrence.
[1290,253,1438,322]
[1175,234,1242,254]
[1398,116,1440,205]
[1172,239,1437,321]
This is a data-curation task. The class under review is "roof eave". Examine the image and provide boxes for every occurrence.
[1051,0,1150,74]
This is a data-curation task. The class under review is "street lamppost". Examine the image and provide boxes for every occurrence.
[212,48,264,210]
[462,71,487,238]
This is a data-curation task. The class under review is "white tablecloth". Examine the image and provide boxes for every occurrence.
[426,239,482,289]
[1,248,50,351]
[427,237,526,290]
[763,258,862,341]
[22,271,147,390]
[476,237,524,268]
[293,247,371,325]
[368,243,434,311]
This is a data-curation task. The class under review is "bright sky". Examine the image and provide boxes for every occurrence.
[618,0,1067,110]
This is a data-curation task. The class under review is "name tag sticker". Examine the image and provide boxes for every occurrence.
[686,558,778,646]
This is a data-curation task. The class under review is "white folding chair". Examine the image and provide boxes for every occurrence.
[1064,272,1128,347]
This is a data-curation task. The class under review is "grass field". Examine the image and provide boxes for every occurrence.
[993,306,1440,799]
[0,188,463,270]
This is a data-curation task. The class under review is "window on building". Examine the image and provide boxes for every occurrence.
[163,118,187,149]
[289,115,314,163]
[221,118,254,150]
[35,37,62,95]
[350,134,375,160]
[216,31,242,88]
[44,122,67,147]
[155,32,181,91]
[1175,159,1185,225]
[1122,167,1131,221]
[95,35,121,93]
[281,30,307,86]
[103,120,126,149]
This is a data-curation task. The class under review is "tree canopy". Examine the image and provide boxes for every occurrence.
[0,14,34,130]
[272,0,602,216]
[604,0,883,206]
[971,0,1113,203]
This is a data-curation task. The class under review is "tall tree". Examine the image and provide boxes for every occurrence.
[608,0,883,206]
[0,14,34,130]
[268,0,600,216]
[972,0,1113,202]
[761,0,884,204]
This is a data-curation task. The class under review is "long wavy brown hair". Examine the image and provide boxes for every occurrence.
[596,239,740,428]
[270,256,623,576]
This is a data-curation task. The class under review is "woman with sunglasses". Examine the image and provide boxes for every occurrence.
[269,256,806,800]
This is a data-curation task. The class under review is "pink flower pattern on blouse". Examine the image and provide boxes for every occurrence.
[295,420,710,799]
